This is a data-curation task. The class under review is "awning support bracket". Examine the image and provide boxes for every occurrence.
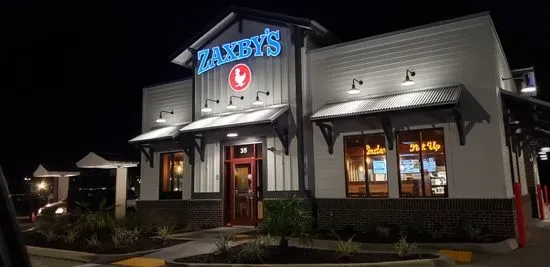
[316,122,335,154]
[379,116,394,150]
[140,146,154,168]
[453,108,466,146]
[271,122,289,155]
[192,135,205,162]
[176,140,195,165]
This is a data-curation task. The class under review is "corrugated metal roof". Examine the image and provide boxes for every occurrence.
[128,124,186,144]
[310,85,464,121]
[500,89,550,109]
[179,104,289,133]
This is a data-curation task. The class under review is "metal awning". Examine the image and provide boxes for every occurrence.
[128,125,187,144]
[311,85,463,121]
[179,104,291,161]
[500,89,550,153]
[310,85,465,154]
[128,123,189,168]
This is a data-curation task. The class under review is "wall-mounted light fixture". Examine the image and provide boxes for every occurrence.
[227,132,238,137]
[402,69,416,86]
[156,110,174,123]
[503,68,537,94]
[227,96,244,109]
[348,79,363,95]
[267,146,276,152]
[253,91,270,105]
[201,98,219,113]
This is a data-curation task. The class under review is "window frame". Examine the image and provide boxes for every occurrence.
[158,151,185,200]
[396,128,449,198]
[343,133,389,198]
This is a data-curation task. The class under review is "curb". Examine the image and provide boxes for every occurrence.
[26,245,161,264]
[165,255,454,267]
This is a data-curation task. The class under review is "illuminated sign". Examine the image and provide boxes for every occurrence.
[366,144,386,156]
[408,141,442,152]
[197,28,282,75]
[228,63,252,91]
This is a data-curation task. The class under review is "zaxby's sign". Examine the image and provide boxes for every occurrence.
[197,28,282,75]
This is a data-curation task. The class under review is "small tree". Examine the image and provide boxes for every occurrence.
[259,195,311,250]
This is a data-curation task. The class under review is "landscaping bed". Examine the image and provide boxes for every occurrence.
[23,231,188,254]
[175,245,437,264]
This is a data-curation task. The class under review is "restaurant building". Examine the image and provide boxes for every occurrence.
[129,7,547,240]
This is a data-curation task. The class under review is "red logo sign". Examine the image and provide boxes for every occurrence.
[228,63,252,92]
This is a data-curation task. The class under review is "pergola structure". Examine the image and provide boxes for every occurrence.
[76,152,138,219]
[33,164,80,201]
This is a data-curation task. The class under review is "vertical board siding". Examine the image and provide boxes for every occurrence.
[142,80,193,131]
[194,19,299,193]
[310,15,510,199]
[139,152,159,200]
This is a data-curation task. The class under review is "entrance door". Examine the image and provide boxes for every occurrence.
[230,161,256,225]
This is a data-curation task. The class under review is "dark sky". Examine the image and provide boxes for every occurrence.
[3,1,550,191]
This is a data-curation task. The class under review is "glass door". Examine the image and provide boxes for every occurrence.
[230,161,256,225]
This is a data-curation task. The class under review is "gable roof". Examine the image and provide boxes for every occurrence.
[171,6,337,68]
[76,152,139,169]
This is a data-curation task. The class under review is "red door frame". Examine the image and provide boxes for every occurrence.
[225,144,262,226]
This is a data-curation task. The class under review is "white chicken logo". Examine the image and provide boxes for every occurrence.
[234,68,246,88]
[228,63,251,92]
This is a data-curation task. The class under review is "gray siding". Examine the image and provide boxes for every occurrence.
[192,19,299,193]
[309,15,511,199]
[139,79,193,200]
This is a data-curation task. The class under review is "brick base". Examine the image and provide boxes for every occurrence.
[314,198,516,240]
[136,199,222,228]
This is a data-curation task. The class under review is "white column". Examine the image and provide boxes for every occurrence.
[115,168,128,219]
[387,140,400,198]
[57,176,70,201]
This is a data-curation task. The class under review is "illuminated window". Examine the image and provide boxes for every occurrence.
[160,152,185,199]
[397,129,447,197]
[344,134,388,198]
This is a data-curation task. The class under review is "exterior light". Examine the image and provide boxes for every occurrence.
[538,151,547,155]
[253,91,270,105]
[37,181,47,190]
[227,95,244,109]
[348,79,363,95]
[202,99,219,113]
[156,110,174,123]
[227,132,238,137]
[55,207,66,215]
[402,69,416,86]
[521,86,536,93]
[541,147,550,152]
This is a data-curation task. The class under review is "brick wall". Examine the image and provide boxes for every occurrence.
[314,198,516,239]
[136,200,189,227]
[522,194,532,221]
[188,200,223,228]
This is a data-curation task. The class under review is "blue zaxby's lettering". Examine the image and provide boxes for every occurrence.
[197,28,282,75]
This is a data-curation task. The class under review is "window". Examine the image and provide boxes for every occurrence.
[344,134,388,197]
[160,152,185,199]
[397,129,448,197]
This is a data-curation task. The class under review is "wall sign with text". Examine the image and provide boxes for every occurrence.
[197,28,282,75]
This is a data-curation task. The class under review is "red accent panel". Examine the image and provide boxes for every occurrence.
[514,183,527,247]
[545,185,549,205]
[537,185,545,220]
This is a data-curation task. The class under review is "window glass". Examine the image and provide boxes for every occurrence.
[398,129,447,197]
[344,134,388,197]
[233,144,254,159]
[160,152,184,199]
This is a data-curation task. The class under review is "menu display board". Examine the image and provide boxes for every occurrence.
[373,160,387,174]
[400,158,437,173]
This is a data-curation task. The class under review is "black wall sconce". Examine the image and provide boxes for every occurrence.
[156,110,174,123]
[201,98,219,113]
[227,95,244,109]
[348,79,363,95]
[253,91,270,106]
[402,69,416,86]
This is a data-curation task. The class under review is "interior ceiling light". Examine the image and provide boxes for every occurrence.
[227,132,238,137]
[227,95,244,109]
[538,151,547,155]
[541,147,550,152]
[402,69,416,86]
[348,78,363,95]
[253,90,270,105]
[201,99,219,113]
[156,110,174,123]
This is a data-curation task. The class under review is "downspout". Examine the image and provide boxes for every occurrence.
[292,26,305,194]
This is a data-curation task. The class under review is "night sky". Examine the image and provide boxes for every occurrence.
[3,1,550,192]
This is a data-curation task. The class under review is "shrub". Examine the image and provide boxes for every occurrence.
[63,227,80,244]
[155,225,174,242]
[85,233,101,247]
[376,226,391,239]
[334,231,360,259]
[213,234,235,261]
[111,226,141,248]
[259,196,312,250]
[239,239,267,263]
[393,236,417,257]
[36,215,62,242]
[38,228,59,242]
[76,199,116,233]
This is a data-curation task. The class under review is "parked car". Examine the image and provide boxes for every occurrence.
[9,193,44,223]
